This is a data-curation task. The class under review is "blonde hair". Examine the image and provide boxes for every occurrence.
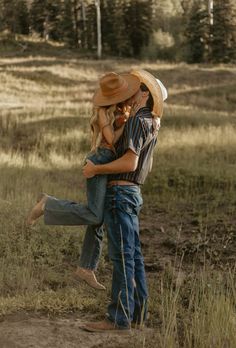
[90,105,116,151]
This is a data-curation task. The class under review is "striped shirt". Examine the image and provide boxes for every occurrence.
[109,107,158,185]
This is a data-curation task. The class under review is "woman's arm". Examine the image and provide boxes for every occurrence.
[113,124,125,144]
[112,104,131,144]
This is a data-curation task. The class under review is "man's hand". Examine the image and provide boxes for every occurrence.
[83,159,96,178]
[154,117,161,132]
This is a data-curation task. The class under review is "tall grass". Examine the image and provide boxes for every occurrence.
[145,265,236,348]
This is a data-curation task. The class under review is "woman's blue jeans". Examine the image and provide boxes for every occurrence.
[44,147,115,269]
[104,185,149,328]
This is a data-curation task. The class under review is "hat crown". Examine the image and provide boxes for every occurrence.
[131,69,167,117]
[100,72,127,97]
[93,72,140,107]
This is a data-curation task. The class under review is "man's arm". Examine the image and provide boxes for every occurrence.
[83,149,139,178]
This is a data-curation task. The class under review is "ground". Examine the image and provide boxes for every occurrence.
[0,313,148,348]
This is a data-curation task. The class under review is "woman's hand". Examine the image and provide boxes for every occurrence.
[115,104,132,128]
[122,104,131,119]
[83,160,96,178]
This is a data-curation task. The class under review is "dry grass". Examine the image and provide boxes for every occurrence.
[0,53,236,347]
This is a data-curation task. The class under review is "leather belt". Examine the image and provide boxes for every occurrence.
[107,180,137,187]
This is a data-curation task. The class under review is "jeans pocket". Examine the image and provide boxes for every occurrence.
[118,201,139,216]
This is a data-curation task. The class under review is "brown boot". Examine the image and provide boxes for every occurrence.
[73,267,106,290]
[26,193,48,226]
[80,319,130,333]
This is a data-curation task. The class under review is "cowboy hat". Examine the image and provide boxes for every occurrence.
[93,72,140,106]
[130,69,167,118]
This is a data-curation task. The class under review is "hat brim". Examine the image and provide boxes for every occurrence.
[131,70,164,117]
[93,74,140,107]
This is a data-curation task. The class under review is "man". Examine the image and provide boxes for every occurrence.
[26,71,141,290]
[81,69,167,332]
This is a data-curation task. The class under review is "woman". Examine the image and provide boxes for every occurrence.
[26,72,141,290]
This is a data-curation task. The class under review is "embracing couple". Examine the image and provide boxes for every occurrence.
[27,69,167,332]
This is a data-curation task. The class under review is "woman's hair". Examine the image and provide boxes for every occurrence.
[90,104,116,150]
[140,83,154,111]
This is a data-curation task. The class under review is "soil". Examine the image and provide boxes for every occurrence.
[0,312,152,348]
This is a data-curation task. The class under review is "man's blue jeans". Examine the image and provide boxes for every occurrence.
[104,185,148,328]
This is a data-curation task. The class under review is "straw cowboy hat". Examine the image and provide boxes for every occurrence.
[130,69,167,118]
[93,72,140,106]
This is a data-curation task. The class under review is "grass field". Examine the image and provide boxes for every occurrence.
[0,51,236,347]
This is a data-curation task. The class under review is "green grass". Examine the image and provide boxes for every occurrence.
[0,53,236,346]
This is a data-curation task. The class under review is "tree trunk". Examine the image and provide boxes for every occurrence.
[73,0,80,47]
[80,1,86,48]
[208,0,213,61]
[208,0,213,25]
[95,0,102,59]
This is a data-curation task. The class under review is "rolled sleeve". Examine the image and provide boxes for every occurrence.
[126,117,144,156]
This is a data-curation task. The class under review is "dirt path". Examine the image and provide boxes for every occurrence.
[0,314,150,348]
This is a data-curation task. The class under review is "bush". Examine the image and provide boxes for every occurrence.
[141,29,176,60]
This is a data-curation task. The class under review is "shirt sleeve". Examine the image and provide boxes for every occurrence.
[124,117,144,156]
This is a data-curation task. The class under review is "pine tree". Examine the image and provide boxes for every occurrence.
[124,0,153,57]
[211,0,236,62]
[30,0,47,37]
[100,0,130,56]
[185,0,210,63]
[0,0,7,31]
[0,0,29,34]
[15,0,30,34]
[1,0,16,32]
[30,0,62,40]
[46,0,62,41]
[61,0,76,46]
[86,2,96,51]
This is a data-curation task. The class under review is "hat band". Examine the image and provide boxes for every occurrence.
[102,79,128,97]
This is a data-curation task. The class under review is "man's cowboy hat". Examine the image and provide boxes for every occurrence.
[130,69,167,118]
[93,72,140,106]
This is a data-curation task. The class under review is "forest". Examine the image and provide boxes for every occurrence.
[0,0,236,63]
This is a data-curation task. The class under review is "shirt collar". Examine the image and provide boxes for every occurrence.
[136,107,152,118]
